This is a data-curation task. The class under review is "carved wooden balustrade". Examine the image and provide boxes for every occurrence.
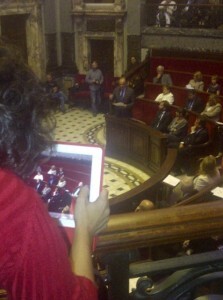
[95,200,223,299]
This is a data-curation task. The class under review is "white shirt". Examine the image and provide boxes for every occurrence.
[47,169,57,176]
[57,180,66,188]
[34,174,43,181]
[159,1,177,15]
[155,92,174,105]
[193,171,220,191]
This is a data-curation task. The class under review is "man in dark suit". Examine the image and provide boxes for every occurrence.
[181,118,209,148]
[175,117,209,174]
[184,89,204,113]
[151,101,172,133]
[109,77,135,118]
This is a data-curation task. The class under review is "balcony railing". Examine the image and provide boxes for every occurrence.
[144,2,223,29]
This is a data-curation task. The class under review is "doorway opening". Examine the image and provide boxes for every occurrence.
[90,39,114,76]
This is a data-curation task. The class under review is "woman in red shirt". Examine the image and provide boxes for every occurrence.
[0,41,109,300]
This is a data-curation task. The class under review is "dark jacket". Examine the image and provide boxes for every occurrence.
[184,95,204,113]
[151,109,172,133]
[183,127,209,146]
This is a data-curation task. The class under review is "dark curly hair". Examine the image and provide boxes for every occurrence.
[0,41,55,178]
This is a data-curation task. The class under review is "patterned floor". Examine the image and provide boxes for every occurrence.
[54,107,150,198]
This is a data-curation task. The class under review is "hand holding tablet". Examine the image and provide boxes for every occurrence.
[74,186,109,236]
[41,142,105,228]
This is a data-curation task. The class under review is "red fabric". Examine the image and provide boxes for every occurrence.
[0,168,97,300]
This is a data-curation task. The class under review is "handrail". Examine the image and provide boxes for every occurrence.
[96,200,223,254]
[129,250,223,277]
[125,57,150,80]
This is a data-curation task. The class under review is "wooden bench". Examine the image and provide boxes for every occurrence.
[150,56,223,78]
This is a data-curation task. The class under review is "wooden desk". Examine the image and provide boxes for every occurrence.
[105,114,167,174]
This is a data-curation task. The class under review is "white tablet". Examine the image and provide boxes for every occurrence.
[39,142,104,228]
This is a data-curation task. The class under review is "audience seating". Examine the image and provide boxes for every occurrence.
[143,82,222,107]
[149,56,223,78]
[165,69,223,92]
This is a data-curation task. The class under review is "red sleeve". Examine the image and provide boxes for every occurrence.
[0,169,98,300]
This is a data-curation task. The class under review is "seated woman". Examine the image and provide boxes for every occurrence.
[207,74,221,95]
[180,155,220,196]
[154,85,174,105]
[187,71,204,91]
[167,108,188,147]
[201,94,222,122]
[171,155,220,204]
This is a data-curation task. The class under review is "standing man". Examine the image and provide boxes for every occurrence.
[85,61,104,116]
[109,77,135,118]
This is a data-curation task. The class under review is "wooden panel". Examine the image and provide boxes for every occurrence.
[130,127,149,164]
[105,115,167,174]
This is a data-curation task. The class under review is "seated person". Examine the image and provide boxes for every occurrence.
[44,72,57,94]
[58,167,64,177]
[35,179,44,194]
[174,117,209,173]
[167,108,188,147]
[135,200,155,212]
[47,165,57,175]
[47,165,57,185]
[156,0,177,27]
[41,182,52,203]
[179,155,220,197]
[184,88,204,113]
[186,71,204,91]
[171,155,220,204]
[109,77,135,118]
[151,100,172,133]
[51,84,67,113]
[201,94,222,121]
[154,85,174,105]
[48,187,72,213]
[33,171,43,181]
[57,175,67,188]
[153,65,173,86]
[181,0,208,27]
[192,154,220,191]
[207,74,221,95]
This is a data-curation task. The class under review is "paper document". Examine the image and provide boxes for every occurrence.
[163,174,181,187]
[211,186,223,199]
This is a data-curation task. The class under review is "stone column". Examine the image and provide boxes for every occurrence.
[26,2,46,79]
[115,17,125,76]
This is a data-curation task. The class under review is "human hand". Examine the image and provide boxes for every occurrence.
[74,186,110,236]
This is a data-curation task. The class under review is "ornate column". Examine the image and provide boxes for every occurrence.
[26,2,45,79]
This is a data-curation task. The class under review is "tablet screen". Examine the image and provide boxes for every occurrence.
[28,142,104,228]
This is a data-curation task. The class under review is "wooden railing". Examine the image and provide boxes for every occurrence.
[95,200,223,299]
[97,200,223,253]
[105,114,178,214]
